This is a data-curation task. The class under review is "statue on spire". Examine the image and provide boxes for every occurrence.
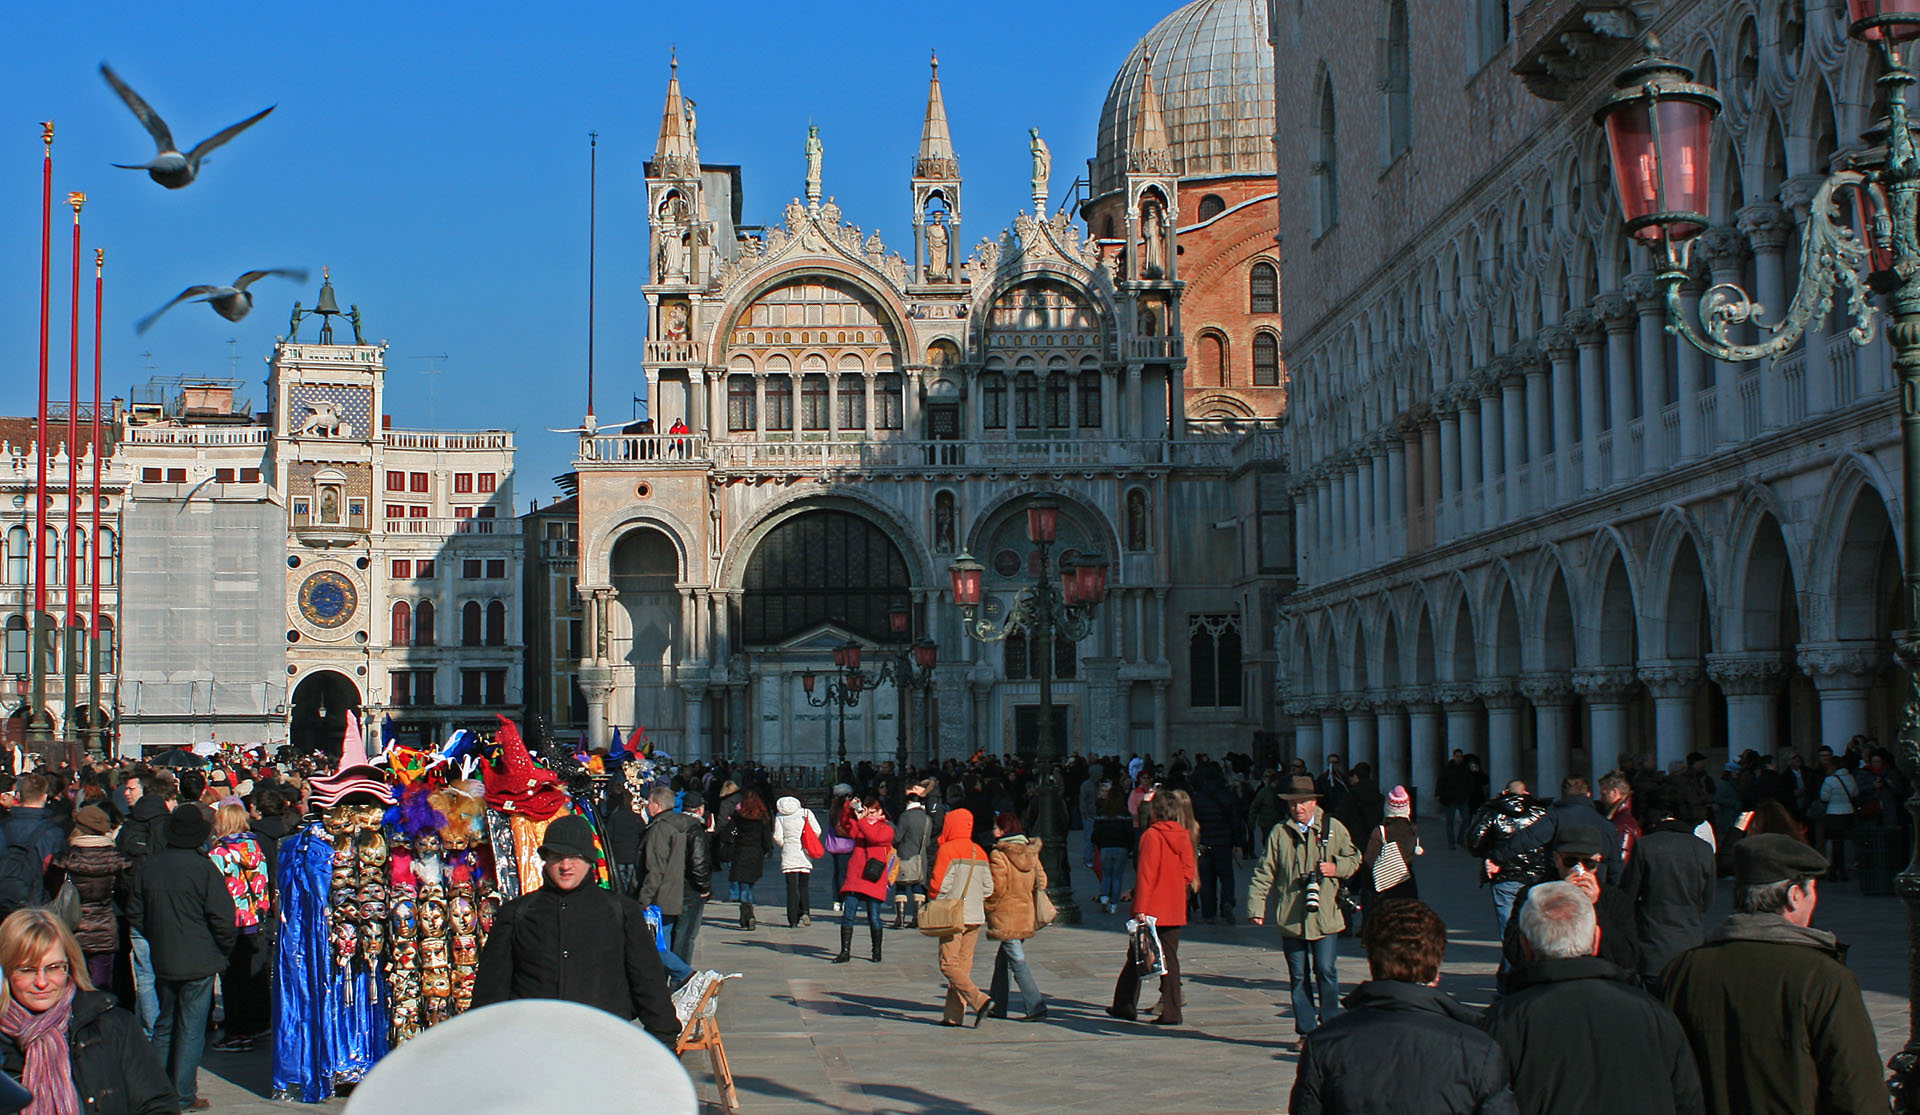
[805,125,824,208]
[1029,127,1052,207]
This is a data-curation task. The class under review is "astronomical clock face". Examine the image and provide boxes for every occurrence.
[289,562,363,641]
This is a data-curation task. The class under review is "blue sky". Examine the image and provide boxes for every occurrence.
[1,0,1188,503]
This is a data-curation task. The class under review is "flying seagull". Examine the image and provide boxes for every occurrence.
[101,63,275,189]
[137,269,308,334]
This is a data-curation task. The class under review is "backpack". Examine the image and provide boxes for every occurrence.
[116,814,155,862]
[0,819,51,915]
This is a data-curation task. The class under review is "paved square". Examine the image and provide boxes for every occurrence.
[196,832,1913,1113]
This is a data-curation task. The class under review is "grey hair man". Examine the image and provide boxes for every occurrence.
[1485,881,1703,1115]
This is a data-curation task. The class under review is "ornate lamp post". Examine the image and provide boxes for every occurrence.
[947,497,1109,924]
[1593,10,1920,1101]
[802,639,869,786]
[801,608,935,794]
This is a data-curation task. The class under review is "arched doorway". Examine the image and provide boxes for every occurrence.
[291,670,361,757]
[610,528,683,745]
[741,510,910,645]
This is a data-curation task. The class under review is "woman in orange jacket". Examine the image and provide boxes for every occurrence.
[930,807,995,1026]
[1108,792,1197,1026]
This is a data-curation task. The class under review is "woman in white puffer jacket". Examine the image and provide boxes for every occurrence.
[771,796,823,926]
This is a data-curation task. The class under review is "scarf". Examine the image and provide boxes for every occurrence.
[1,983,79,1115]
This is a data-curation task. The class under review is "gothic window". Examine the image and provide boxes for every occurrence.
[416,599,436,646]
[727,375,756,432]
[4,527,25,585]
[1473,0,1510,66]
[983,374,1007,429]
[1014,373,1039,429]
[1382,0,1411,161]
[43,531,60,585]
[1197,194,1226,221]
[391,601,412,647]
[1251,262,1279,314]
[1078,372,1102,428]
[1126,489,1149,551]
[1004,629,1077,680]
[801,373,829,430]
[838,356,867,429]
[1004,632,1028,680]
[1046,376,1071,429]
[486,601,507,646]
[1188,614,1244,709]
[740,510,911,645]
[876,374,904,429]
[3,617,23,676]
[462,601,482,647]
[766,375,794,431]
[1254,332,1281,386]
[1311,74,1339,237]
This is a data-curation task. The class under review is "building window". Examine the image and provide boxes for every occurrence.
[478,473,496,493]
[463,559,482,579]
[766,375,794,431]
[1311,74,1340,237]
[567,618,583,659]
[455,507,473,521]
[1197,193,1226,221]
[800,373,829,430]
[1473,0,1510,66]
[876,373,903,429]
[410,505,429,519]
[1004,632,1027,680]
[1188,614,1244,709]
[1254,332,1281,386]
[5,527,26,585]
[486,559,506,579]
[96,616,113,673]
[485,601,506,646]
[1078,371,1102,427]
[461,669,482,705]
[215,468,236,484]
[386,471,406,492]
[4,617,24,676]
[454,473,473,493]
[1004,629,1076,680]
[836,375,866,429]
[728,375,757,431]
[417,599,436,645]
[1250,261,1279,314]
[97,528,115,587]
[1382,0,1412,161]
[462,601,482,646]
[386,504,407,521]
[1014,373,1039,429]
[391,559,412,579]
[141,468,161,483]
[417,559,436,579]
[983,374,1007,429]
[1045,375,1071,429]
[166,468,186,484]
[391,601,412,647]
[484,668,506,706]
[314,482,345,526]
[240,468,261,483]
[410,472,429,493]
[1199,332,1227,388]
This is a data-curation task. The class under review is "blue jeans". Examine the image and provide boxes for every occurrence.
[152,974,214,1106]
[1098,848,1128,905]
[841,894,884,930]
[728,879,756,902]
[988,938,1045,1015]
[1280,934,1340,1035]
[672,896,706,965]
[659,944,693,988]
[1491,878,1526,944]
[128,928,158,1040]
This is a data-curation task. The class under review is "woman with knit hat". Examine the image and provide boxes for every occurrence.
[49,806,130,991]
[1360,786,1423,909]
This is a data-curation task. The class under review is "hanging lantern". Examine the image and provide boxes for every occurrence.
[1849,0,1920,43]
[1025,500,1060,545]
[839,641,863,672]
[1594,47,1720,262]
[889,606,910,638]
[949,552,984,607]
[912,639,938,671]
[802,671,817,695]
[1075,553,1111,605]
[846,670,865,693]
[1059,554,1084,606]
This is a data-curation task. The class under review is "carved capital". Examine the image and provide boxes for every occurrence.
[1475,677,1522,708]
[1432,683,1479,708]
[1282,697,1318,719]
[1637,662,1705,700]
[1622,271,1666,309]
[1518,672,1575,706]
[1797,641,1884,689]
[1565,307,1605,344]
[1704,652,1787,697]
[1695,225,1751,272]
[1366,687,1398,711]
[1394,684,1436,712]
[1572,666,1638,704]
[1539,324,1578,359]
[1591,292,1635,332]
[1777,173,1825,216]
[1339,691,1372,716]
[1736,203,1793,250]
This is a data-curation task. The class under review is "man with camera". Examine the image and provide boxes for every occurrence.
[1247,775,1362,1050]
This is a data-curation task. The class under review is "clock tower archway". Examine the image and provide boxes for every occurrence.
[291,669,361,757]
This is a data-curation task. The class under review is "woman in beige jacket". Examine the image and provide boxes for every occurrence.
[984,813,1049,1020]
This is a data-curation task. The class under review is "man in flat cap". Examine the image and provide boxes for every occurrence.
[474,815,680,1047]
[1660,834,1888,1115]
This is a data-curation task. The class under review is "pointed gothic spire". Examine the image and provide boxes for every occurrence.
[654,49,699,175]
[917,50,958,180]
[1129,52,1173,175]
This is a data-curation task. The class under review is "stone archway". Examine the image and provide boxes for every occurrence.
[610,527,683,745]
[291,670,361,757]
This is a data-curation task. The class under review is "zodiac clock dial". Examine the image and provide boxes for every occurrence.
[297,570,358,629]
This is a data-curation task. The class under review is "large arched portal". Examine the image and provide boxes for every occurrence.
[741,510,911,646]
[291,670,360,756]
[610,527,683,745]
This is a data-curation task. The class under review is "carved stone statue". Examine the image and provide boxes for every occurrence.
[926,216,949,279]
[1029,128,1051,198]
[1142,202,1166,276]
[804,125,823,203]
[659,230,687,281]
[349,305,365,344]
[288,301,304,341]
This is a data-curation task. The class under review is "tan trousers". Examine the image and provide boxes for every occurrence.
[938,925,988,1023]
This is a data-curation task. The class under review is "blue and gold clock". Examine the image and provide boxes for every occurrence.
[297,570,358,629]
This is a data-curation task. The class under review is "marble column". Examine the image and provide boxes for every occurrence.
[1797,641,1883,755]
[1477,383,1502,531]
[1288,699,1324,769]
[1152,678,1171,759]
[1345,693,1378,773]
[1478,678,1524,792]
[1674,280,1707,459]
[683,683,707,762]
[1437,406,1462,538]
[1437,682,1481,777]
[1377,690,1409,793]
[1696,227,1751,445]
[1356,454,1377,567]
[1405,690,1443,814]
[1457,388,1483,525]
[1569,309,1607,491]
[1371,445,1392,562]
[1739,203,1795,429]
[1399,422,1422,553]
[1320,704,1348,767]
[1343,463,1362,567]
[1521,673,1575,799]
[1499,366,1527,519]
[1639,661,1704,770]
[1596,293,1636,484]
[1628,271,1668,473]
[1523,353,1550,508]
[1574,666,1639,786]
[1707,653,1786,757]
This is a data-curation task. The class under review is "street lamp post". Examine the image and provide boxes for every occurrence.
[801,612,936,797]
[802,640,870,789]
[1592,8,1920,1102]
[947,498,1110,925]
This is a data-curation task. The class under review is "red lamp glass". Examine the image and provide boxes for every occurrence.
[840,641,863,672]
[1025,500,1060,545]
[1058,554,1081,606]
[1076,553,1110,605]
[949,553,984,607]
[802,671,816,694]
[846,670,865,693]
[889,606,910,638]
[831,645,849,669]
[1850,0,1920,43]
[1594,50,1720,251]
[913,639,938,671]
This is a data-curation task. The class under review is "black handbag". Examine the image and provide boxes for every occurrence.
[861,856,886,883]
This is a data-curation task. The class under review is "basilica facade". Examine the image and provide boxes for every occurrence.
[563,33,1291,770]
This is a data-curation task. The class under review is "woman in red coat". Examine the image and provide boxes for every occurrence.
[834,800,896,964]
[1108,792,1197,1025]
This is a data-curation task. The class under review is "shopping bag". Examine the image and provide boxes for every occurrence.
[918,896,965,936]
[643,903,671,952]
[1127,914,1166,977]
[800,814,826,860]
[1372,828,1410,892]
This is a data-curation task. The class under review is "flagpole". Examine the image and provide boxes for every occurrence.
[29,124,53,754]
[64,192,83,764]
[89,248,103,760]
[587,130,598,426]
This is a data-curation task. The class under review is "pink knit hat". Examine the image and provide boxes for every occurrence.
[1386,785,1411,817]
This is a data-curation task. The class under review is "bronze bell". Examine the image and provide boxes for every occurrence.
[314,279,341,315]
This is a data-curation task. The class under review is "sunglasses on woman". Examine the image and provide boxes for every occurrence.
[1555,854,1604,874]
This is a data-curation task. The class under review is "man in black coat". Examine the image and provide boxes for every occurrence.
[1499,825,1641,986]
[116,774,176,1038]
[1543,776,1623,886]
[126,803,237,1110]
[1485,881,1704,1115]
[1291,899,1517,1114]
[473,815,679,1047]
[1190,762,1245,923]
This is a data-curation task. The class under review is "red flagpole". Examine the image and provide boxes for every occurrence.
[34,125,51,626]
[90,249,101,637]
[66,192,82,630]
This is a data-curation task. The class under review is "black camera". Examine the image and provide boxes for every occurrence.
[1300,873,1322,915]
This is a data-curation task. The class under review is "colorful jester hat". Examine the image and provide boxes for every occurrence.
[481,715,568,820]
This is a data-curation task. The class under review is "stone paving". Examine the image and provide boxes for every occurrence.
[197,829,1915,1114]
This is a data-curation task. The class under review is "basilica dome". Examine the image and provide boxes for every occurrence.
[1092,0,1276,199]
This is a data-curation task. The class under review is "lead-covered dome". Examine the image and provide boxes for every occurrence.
[1092,0,1275,198]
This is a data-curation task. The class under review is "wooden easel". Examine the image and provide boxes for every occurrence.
[675,974,741,1111]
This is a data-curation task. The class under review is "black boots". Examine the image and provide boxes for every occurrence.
[891,899,906,929]
[740,902,756,930]
[870,927,884,963]
[833,925,854,963]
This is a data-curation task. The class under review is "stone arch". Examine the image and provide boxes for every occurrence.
[1341,603,1371,693]
[1722,487,1806,653]
[1376,598,1403,689]
[290,669,361,756]
[1409,589,1438,685]
[580,504,702,589]
[964,485,1122,571]
[1486,569,1524,679]
[719,489,933,596]
[1650,526,1716,662]
[1820,472,1901,644]
[1585,528,1642,668]
[1436,574,1477,681]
